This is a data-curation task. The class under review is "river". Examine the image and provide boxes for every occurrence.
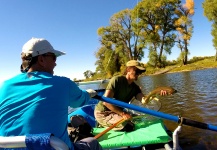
[79,68,217,150]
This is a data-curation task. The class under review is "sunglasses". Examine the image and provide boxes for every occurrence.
[135,69,145,75]
[42,53,56,61]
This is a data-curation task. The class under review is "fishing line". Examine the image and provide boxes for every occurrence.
[96,50,114,90]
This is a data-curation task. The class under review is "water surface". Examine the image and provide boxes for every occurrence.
[137,68,217,150]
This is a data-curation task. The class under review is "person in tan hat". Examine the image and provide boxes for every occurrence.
[94,60,167,132]
[0,37,102,150]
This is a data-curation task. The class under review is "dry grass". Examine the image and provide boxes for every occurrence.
[146,56,217,75]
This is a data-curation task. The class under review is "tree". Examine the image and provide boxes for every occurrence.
[175,0,194,65]
[135,0,180,67]
[83,70,94,79]
[96,9,146,77]
[203,0,217,61]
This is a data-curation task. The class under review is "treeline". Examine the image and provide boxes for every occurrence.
[81,0,217,80]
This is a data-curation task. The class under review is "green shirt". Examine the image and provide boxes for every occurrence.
[95,75,142,111]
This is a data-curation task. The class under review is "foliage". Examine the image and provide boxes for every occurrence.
[95,8,146,77]
[165,59,178,66]
[203,0,217,60]
[83,70,94,79]
[203,0,217,22]
[134,0,180,66]
[147,48,158,67]
[175,0,194,65]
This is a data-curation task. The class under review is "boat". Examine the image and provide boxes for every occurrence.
[2,83,217,150]
[68,87,217,150]
[68,89,179,150]
[0,88,176,150]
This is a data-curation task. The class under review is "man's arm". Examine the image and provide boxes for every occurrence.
[136,92,144,101]
[103,89,131,120]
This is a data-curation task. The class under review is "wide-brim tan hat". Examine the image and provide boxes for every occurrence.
[126,60,146,71]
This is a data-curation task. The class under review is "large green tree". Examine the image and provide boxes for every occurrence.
[96,9,146,77]
[203,0,217,61]
[135,0,180,67]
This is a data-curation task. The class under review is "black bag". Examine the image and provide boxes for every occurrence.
[68,115,94,142]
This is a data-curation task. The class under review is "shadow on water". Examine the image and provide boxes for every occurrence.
[137,68,217,150]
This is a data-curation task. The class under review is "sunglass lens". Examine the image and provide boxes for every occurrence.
[136,70,143,75]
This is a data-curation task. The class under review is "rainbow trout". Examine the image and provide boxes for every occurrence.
[142,86,177,104]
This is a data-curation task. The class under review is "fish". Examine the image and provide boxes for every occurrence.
[142,86,177,104]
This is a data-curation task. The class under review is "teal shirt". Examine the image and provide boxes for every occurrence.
[95,75,141,111]
[0,72,90,149]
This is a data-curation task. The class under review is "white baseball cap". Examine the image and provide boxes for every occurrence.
[22,37,65,57]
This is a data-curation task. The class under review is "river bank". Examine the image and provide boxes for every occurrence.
[82,56,217,82]
[147,56,217,76]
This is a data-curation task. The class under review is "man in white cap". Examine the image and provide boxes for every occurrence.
[0,38,102,150]
[94,60,167,132]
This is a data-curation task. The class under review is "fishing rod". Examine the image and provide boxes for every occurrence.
[93,95,217,132]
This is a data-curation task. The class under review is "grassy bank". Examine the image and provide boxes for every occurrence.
[146,56,217,75]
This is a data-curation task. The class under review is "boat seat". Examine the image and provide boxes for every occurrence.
[0,133,69,150]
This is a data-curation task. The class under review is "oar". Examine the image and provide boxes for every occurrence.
[94,118,125,139]
[93,95,217,132]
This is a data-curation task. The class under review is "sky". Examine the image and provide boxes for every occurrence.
[0,0,214,82]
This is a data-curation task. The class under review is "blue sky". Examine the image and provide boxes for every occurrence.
[0,0,214,82]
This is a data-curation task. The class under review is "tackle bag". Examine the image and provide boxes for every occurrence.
[68,115,94,142]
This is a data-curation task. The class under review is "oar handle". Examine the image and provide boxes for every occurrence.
[93,95,178,122]
[94,118,125,139]
[93,95,217,132]
[179,117,217,131]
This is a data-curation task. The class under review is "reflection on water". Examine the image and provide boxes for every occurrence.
[137,68,217,150]
[79,68,217,150]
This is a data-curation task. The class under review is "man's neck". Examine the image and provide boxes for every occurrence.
[125,74,134,84]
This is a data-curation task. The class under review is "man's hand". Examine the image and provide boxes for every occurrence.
[142,90,167,104]
[121,112,132,120]
[141,97,148,104]
[86,89,97,98]
[160,90,168,96]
